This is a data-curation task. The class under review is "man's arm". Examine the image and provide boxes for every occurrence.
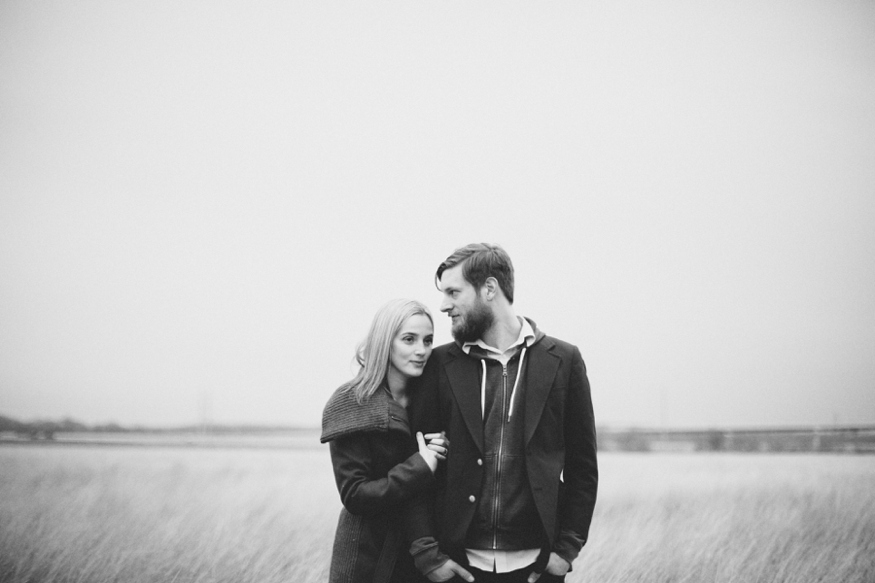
[402,354,474,582]
[553,345,599,565]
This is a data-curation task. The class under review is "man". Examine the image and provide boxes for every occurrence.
[408,243,598,583]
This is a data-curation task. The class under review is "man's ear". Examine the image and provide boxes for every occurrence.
[483,277,499,301]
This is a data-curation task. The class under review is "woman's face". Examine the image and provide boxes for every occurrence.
[388,314,434,383]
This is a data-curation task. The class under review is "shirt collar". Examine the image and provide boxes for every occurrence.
[462,317,535,357]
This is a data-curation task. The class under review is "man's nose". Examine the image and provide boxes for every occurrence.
[440,297,452,312]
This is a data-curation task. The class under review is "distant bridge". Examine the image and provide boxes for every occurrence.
[597,426,875,453]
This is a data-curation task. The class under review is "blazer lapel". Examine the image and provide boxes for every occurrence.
[444,346,485,455]
[524,340,561,446]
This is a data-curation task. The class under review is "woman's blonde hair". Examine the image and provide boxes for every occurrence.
[344,298,434,404]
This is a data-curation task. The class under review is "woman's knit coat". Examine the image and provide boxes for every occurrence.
[321,385,435,583]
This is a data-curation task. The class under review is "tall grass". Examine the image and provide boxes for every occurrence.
[1,445,873,582]
[585,453,875,583]
[0,445,335,583]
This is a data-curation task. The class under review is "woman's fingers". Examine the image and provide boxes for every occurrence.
[424,432,449,448]
[416,432,438,472]
[424,431,449,461]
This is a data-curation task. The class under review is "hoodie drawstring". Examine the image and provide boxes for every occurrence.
[480,360,487,420]
[507,346,526,422]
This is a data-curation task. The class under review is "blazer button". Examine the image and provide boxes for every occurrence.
[477,458,483,466]
[468,495,476,503]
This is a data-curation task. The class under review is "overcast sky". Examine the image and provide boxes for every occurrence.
[2,0,874,430]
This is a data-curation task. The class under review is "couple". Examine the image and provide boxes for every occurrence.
[321,243,599,583]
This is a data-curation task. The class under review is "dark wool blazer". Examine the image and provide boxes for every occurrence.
[407,322,598,573]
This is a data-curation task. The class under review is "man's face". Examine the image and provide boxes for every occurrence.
[439,264,493,343]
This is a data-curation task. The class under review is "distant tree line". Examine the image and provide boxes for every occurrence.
[0,413,308,439]
[3,413,873,452]
[0,414,134,439]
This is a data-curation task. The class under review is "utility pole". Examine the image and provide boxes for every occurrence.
[198,391,213,434]
[660,387,668,430]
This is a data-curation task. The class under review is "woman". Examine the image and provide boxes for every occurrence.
[321,299,447,583]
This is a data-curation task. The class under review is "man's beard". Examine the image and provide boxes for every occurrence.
[451,298,494,343]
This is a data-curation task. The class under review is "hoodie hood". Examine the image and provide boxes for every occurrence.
[455,316,546,351]
[458,316,545,425]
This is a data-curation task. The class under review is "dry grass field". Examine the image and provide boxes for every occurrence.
[1,442,873,583]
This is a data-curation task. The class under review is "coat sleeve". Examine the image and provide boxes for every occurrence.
[329,433,435,517]
[399,358,450,575]
[553,345,599,565]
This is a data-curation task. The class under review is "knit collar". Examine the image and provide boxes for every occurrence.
[321,384,391,443]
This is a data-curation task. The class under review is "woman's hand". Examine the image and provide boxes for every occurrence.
[416,432,439,473]
[424,431,449,461]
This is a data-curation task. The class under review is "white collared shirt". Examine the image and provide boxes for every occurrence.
[461,316,535,363]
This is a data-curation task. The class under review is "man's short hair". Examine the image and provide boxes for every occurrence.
[435,243,515,304]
